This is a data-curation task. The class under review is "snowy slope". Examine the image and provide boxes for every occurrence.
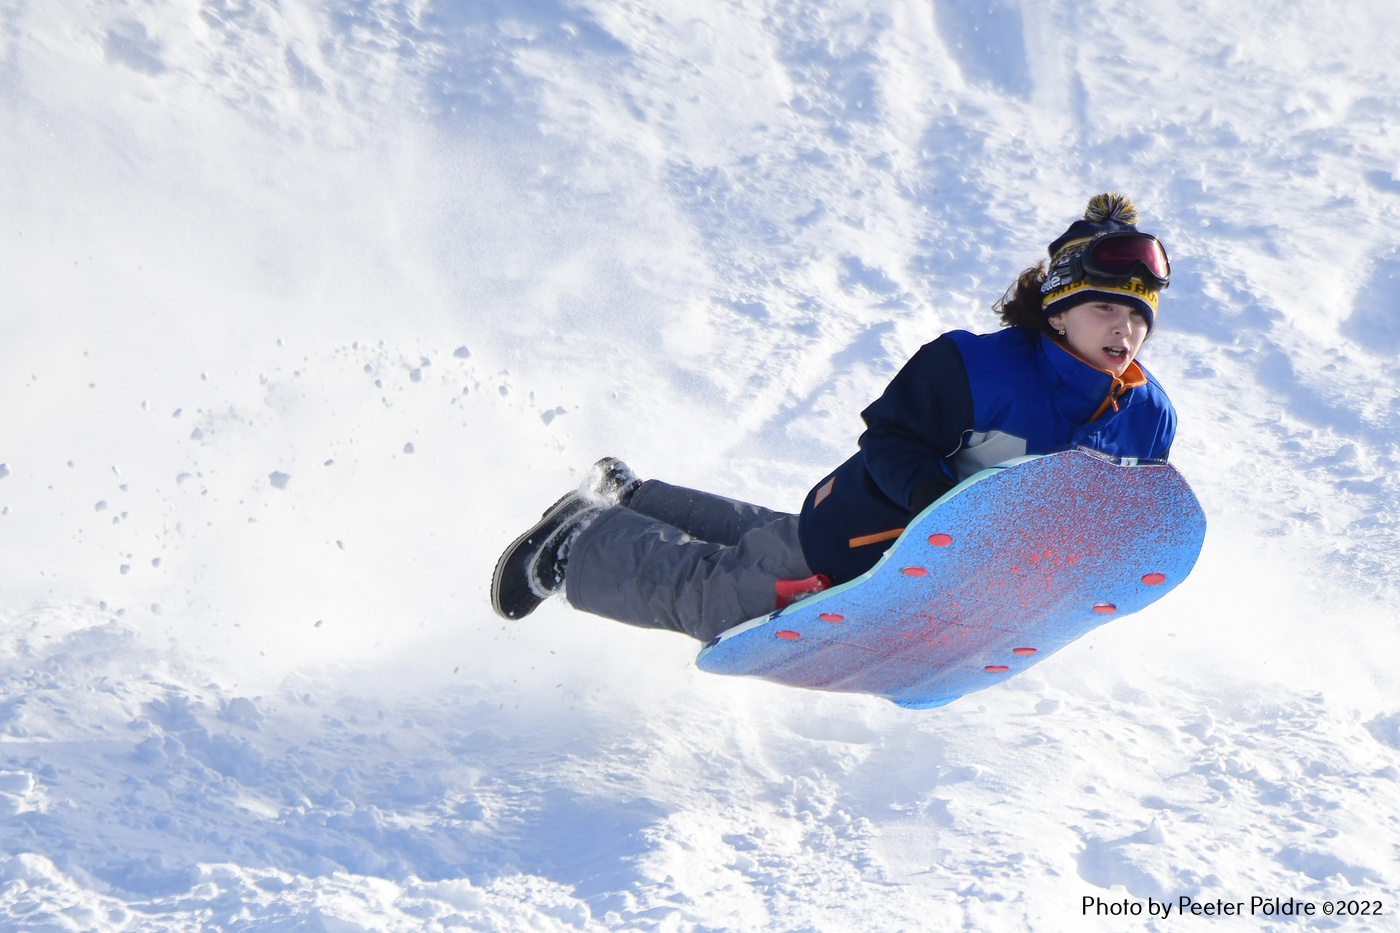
[2,0,1400,929]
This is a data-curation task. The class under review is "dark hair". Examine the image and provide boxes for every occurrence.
[995,262,1054,334]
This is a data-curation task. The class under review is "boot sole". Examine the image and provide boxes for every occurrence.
[490,492,582,620]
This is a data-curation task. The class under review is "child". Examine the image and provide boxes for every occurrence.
[492,193,1176,643]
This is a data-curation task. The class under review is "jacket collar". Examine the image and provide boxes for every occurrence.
[1038,334,1148,422]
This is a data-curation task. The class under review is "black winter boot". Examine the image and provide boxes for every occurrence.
[580,456,643,507]
[526,504,601,600]
[491,493,600,620]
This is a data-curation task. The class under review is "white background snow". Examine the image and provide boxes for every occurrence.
[3,0,1400,929]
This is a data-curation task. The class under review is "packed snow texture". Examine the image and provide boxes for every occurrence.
[3,0,1400,929]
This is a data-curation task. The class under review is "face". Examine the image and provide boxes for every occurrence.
[1046,301,1149,378]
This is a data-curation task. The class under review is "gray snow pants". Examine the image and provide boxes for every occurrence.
[564,480,814,643]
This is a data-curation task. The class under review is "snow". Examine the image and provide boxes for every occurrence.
[2,0,1400,929]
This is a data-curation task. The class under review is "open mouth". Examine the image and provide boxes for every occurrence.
[1104,347,1127,360]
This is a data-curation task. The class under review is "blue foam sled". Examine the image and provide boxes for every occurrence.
[696,449,1206,708]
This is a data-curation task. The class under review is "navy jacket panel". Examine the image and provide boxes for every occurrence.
[798,328,1177,584]
[797,453,914,580]
[858,335,973,510]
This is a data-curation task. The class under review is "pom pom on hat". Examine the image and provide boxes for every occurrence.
[1082,192,1138,225]
[1046,192,1142,257]
[1040,192,1162,329]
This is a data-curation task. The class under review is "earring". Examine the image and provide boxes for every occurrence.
[1058,329,1066,336]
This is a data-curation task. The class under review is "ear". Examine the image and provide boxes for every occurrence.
[1046,312,1066,332]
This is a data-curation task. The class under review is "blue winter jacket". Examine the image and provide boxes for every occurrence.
[798,327,1177,583]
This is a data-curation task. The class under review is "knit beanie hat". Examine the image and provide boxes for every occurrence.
[1040,193,1162,329]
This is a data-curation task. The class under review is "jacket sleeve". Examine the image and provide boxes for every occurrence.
[1152,400,1177,460]
[1138,374,1177,461]
[857,335,974,511]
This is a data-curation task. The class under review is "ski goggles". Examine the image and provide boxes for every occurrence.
[1076,232,1171,289]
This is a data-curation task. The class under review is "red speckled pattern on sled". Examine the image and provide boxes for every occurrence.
[695,450,1206,709]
